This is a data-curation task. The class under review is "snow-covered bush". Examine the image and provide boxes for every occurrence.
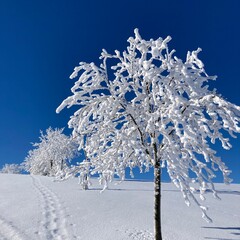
[57,29,240,240]
[0,163,22,174]
[24,127,78,177]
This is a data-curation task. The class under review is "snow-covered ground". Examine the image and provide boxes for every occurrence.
[0,174,239,240]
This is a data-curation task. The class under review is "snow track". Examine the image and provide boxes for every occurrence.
[0,216,27,240]
[1,174,239,240]
[125,228,154,240]
[31,176,72,240]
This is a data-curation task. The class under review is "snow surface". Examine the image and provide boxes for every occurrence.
[0,174,239,240]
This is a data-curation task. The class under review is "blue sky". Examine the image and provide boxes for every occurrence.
[0,0,240,182]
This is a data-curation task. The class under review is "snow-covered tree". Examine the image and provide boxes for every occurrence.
[24,127,78,177]
[57,29,240,240]
[56,160,91,190]
[0,163,22,174]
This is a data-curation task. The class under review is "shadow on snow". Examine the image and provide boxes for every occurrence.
[203,226,240,240]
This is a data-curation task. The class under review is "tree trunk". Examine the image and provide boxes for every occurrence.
[154,143,162,240]
[61,159,63,170]
[83,174,89,190]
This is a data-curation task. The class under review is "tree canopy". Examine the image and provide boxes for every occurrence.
[57,29,240,223]
[24,127,78,176]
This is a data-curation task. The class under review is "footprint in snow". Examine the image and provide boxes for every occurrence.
[125,228,154,240]
[31,175,79,240]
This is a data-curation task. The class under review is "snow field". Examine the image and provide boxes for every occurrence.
[0,174,239,240]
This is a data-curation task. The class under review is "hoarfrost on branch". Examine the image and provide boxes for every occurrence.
[57,29,240,221]
[24,127,78,177]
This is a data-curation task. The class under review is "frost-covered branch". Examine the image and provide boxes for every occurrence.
[24,127,78,177]
[57,29,240,221]
[0,163,22,174]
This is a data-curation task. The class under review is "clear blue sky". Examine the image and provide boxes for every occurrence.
[0,0,239,182]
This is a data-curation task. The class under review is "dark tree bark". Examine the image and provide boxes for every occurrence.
[61,159,63,170]
[154,143,162,240]
[83,174,89,190]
